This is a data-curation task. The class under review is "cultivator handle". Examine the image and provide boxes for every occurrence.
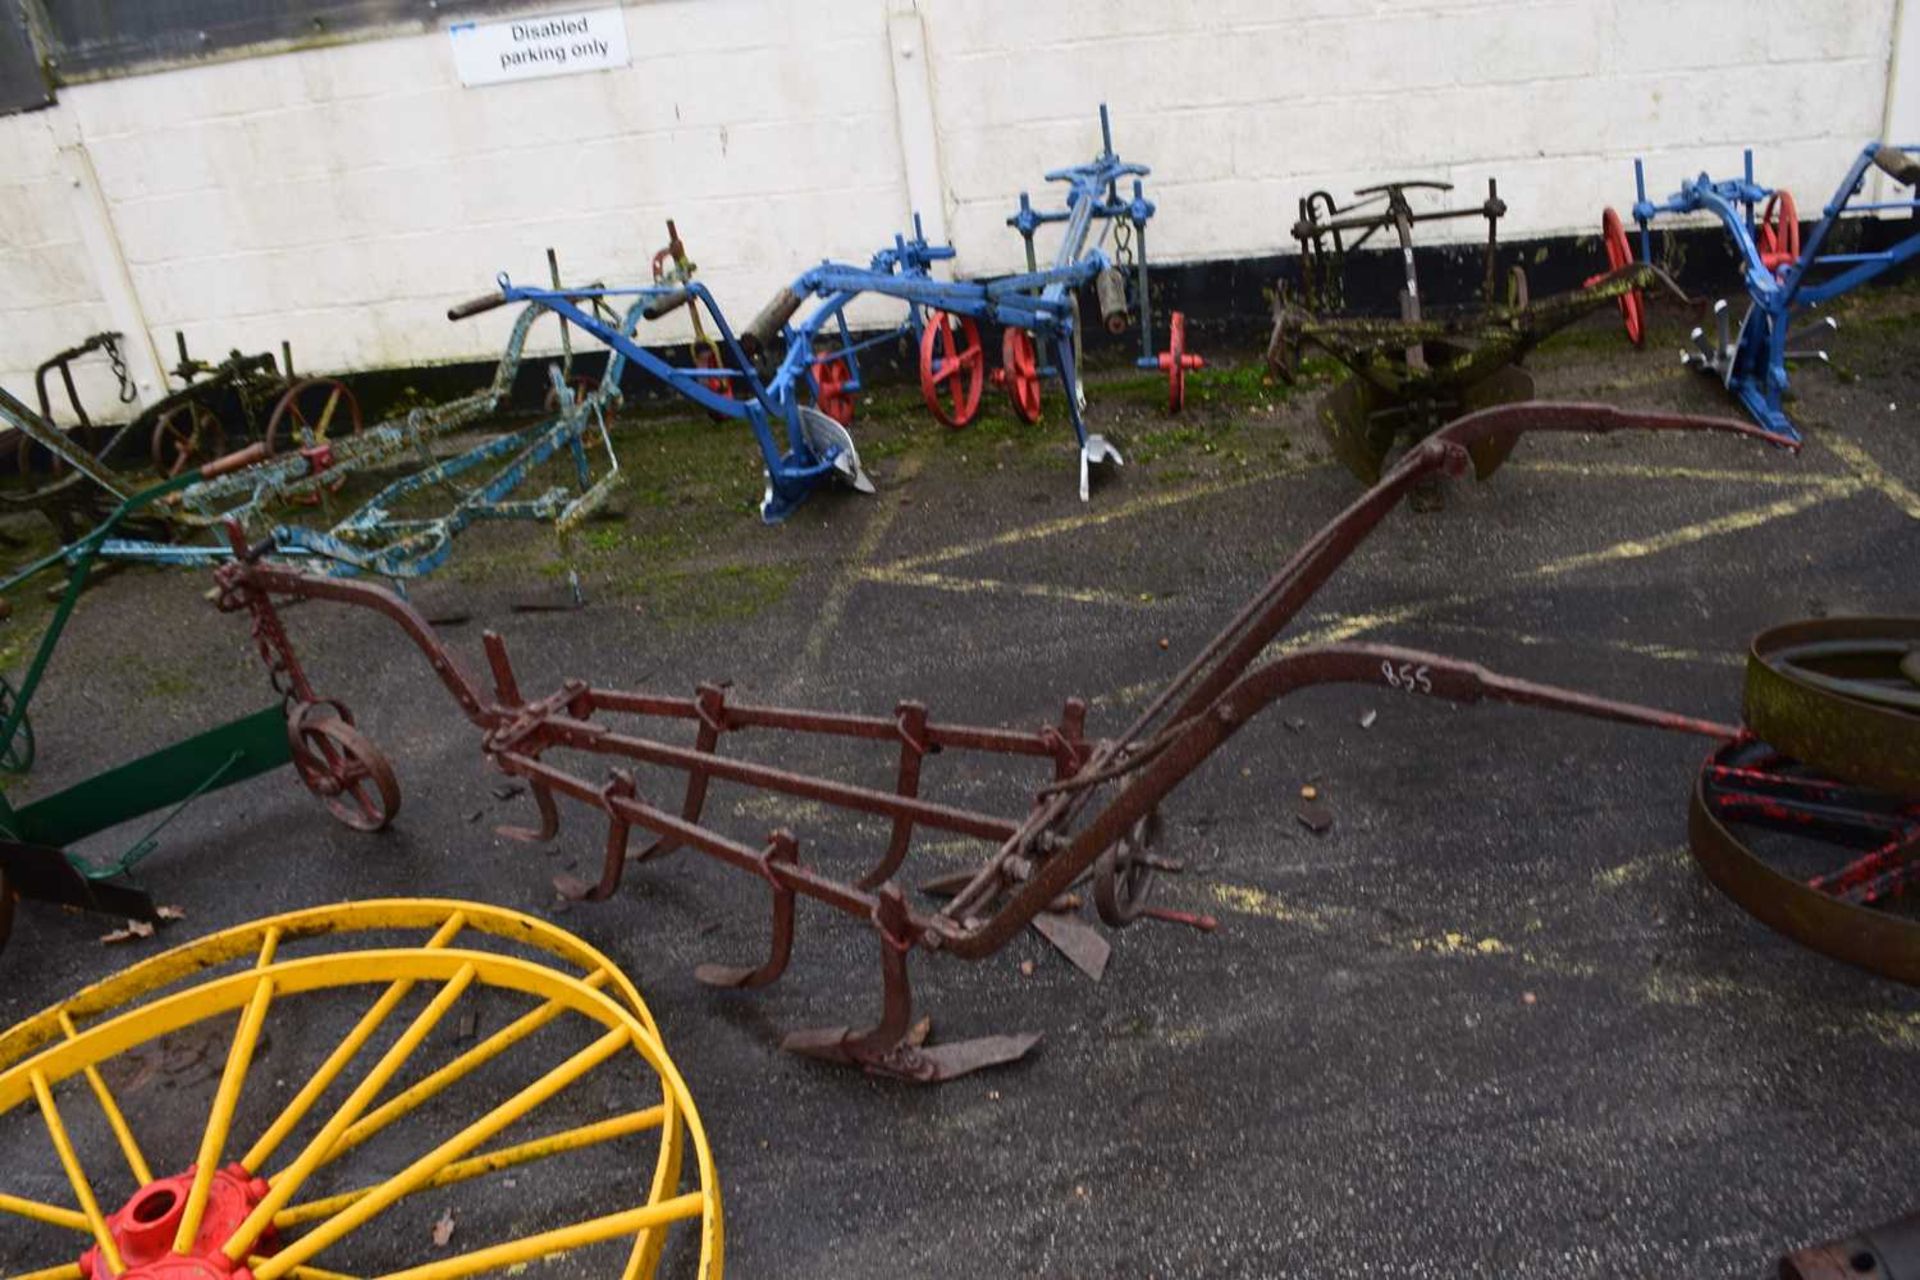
[642,287,693,321]
[1873,144,1920,186]
[740,286,804,357]
[198,442,268,480]
[447,291,508,321]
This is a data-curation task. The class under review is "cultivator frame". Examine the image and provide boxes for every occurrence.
[206,399,1920,1085]
[1267,177,1684,483]
[2,332,334,545]
[455,106,1200,516]
[1610,139,1920,440]
[77,286,621,582]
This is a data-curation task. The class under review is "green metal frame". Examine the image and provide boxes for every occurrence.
[0,463,292,884]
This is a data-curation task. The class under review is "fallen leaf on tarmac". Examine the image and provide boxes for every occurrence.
[99,920,156,944]
[432,1210,456,1247]
[156,905,187,922]
[1359,709,1378,729]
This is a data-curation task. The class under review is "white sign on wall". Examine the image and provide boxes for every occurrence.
[448,8,630,87]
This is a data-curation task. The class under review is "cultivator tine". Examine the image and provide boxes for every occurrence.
[784,887,1041,1082]
[555,771,639,901]
[632,683,725,863]
[858,702,931,890]
[694,831,799,989]
[499,780,562,844]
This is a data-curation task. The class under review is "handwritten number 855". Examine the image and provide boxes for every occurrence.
[1381,660,1432,694]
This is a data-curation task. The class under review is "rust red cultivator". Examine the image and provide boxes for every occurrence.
[211,401,1918,1082]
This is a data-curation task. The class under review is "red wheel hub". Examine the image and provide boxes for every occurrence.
[998,328,1043,424]
[1757,189,1800,276]
[918,312,985,429]
[692,345,731,399]
[1155,312,1205,413]
[1591,207,1646,347]
[80,1164,276,1279]
[812,351,855,426]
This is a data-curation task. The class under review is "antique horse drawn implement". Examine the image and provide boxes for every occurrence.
[1267,178,1689,483]
[6,330,361,543]
[0,900,722,1279]
[0,449,403,954]
[68,276,625,583]
[1604,139,1920,440]
[456,106,1201,515]
[210,400,1907,1082]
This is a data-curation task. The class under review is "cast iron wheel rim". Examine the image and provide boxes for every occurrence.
[1001,328,1043,424]
[0,899,722,1279]
[917,312,984,429]
[286,704,400,833]
[1600,207,1645,347]
[1757,189,1801,276]
[0,676,34,776]
[811,352,855,426]
[1744,617,1920,798]
[1093,811,1163,928]
[263,378,363,457]
[150,403,227,477]
[14,428,70,481]
[692,345,731,399]
[1689,738,1920,987]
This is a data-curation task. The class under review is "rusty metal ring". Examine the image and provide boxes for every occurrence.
[1093,810,1162,928]
[1745,617,1920,797]
[1688,738,1920,987]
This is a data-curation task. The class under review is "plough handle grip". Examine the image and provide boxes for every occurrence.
[1872,144,1920,187]
[642,288,693,321]
[198,441,269,480]
[448,290,508,321]
[740,286,804,358]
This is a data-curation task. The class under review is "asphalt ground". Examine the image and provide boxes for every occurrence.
[0,282,1916,1278]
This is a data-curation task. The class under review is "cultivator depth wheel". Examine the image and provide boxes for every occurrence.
[917,312,985,429]
[812,352,854,426]
[0,900,721,1279]
[150,403,227,477]
[1757,189,1801,276]
[999,329,1043,424]
[1596,207,1646,347]
[287,701,401,833]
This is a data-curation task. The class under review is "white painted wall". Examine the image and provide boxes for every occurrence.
[2,0,1913,423]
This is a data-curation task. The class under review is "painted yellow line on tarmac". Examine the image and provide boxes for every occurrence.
[1530,483,1860,578]
[863,566,1160,607]
[1812,427,1920,520]
[799,456,922,668]
[1508,459,1853,489]
[879,461,1318,574]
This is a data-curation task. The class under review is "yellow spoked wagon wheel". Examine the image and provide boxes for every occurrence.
[0,900,721,1280]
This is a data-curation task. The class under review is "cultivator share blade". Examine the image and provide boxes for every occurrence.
[799,406,875,495]
[1688,618,1920,987]
[213,403,1807,1084]
[0,900,721,1279]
